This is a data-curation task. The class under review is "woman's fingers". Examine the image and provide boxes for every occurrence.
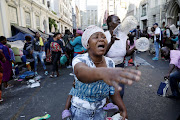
[120,68,141,76]
[117,68,141,81]
[112,81,122,91]
[116,76,133,85]
[104,68,141,90]
[122,72,141,81]
[109,68,141,90]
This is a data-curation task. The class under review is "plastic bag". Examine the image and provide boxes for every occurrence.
[157,78,169,97]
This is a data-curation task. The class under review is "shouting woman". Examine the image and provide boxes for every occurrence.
[68,25,141,120]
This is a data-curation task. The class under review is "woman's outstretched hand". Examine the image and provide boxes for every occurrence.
[101,68,141,91]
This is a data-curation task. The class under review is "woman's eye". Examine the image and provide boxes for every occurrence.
[93,36,98,39]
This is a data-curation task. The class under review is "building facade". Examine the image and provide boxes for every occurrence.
[0,0,61,37]
[125,0,180,29]
[72,0,81,29]
[47,0,73,33]
[76,0,99,30]
[0,0,73,37]
[103,0,131,22]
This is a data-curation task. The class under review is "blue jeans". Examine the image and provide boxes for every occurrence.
[33,51,46,71]
[154,41,160,58]
[169,71,180,97]
[70,105,106,120]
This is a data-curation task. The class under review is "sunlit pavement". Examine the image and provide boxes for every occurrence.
[0,52,180,120]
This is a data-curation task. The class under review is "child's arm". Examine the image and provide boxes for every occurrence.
[64,95,72,110]
[110,89,127,120]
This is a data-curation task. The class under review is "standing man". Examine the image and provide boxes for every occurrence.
[161,47,180,99]
[135,25,141,40]
[152,23,161,61]
[105,15,135,98]
[63,30,74,68]
[32,32,48,76]
[49,33,66,78]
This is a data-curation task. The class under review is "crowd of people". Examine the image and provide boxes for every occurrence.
[0,29,86,102]
[129,21,180,100]
[0,14,179,119]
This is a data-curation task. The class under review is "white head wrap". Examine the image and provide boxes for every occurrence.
[82,25,105,49]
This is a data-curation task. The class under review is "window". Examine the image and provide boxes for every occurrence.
[142,4,147,17]
[61,25,63,33]
[36,16,40,29]
[9,6,18,24]
[25,12,31,27]
[87,10,90,25]
[47,1,50,8]
[142,20,147,30]
[121,2,127,9]
[42,0,45,5]
[95,10,97,25]
[153,15,156,23]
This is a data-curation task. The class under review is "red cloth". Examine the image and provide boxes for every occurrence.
[74,49,85,54]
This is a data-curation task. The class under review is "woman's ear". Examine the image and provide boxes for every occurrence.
[87,44,90,49]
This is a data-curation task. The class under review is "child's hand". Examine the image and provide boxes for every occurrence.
[121,111,128,120]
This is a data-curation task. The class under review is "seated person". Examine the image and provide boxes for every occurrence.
[161,47,180,99]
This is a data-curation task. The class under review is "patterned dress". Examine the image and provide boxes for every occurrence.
[70,53,115,110]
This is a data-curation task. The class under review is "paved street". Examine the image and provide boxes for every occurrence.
[0,52,180,120]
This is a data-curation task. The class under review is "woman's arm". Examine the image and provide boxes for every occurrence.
[110,89,127,120]
[70,37,80,46]
[74,62,141,90]
[171,36,178,42]
[164,64,175,79]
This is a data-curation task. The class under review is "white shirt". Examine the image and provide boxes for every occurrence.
[154,27,161,41]
[105,31,127,65]
[166,29,170,38]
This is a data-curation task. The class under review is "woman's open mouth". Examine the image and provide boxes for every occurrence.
[98,45,105,49]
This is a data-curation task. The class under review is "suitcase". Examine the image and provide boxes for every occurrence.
[157,78,169,97]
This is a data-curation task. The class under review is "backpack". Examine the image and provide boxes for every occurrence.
[50,42,61,52]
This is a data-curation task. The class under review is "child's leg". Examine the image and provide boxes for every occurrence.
[132,51,138,70]
[62,95,72,119]
[125,56,130,66]
[65,95,72,110]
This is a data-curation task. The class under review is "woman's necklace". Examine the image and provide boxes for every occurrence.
[91,56,104,64]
